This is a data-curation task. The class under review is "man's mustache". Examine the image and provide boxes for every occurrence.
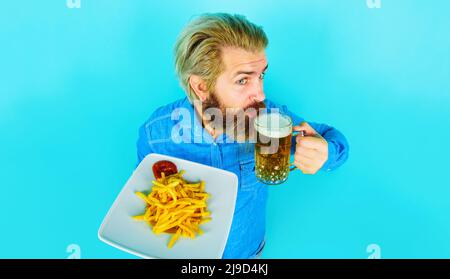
[243,101,266,112]
[224,101,266,115]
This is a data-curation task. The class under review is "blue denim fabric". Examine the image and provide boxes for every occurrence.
[136,97,349,258]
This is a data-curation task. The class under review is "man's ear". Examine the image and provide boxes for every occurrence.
[189,75,209,102]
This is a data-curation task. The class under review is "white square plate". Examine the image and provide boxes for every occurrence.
[98,153,238,259]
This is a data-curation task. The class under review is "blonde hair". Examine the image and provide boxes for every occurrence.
[174,13,268,102]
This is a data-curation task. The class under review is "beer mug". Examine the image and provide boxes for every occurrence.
[253,112,304,185]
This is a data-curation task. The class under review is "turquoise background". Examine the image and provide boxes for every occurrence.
[1,0,449,259]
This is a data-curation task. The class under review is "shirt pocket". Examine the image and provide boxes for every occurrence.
[238,158,259,191]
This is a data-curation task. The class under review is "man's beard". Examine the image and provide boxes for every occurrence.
[200,93,266,142]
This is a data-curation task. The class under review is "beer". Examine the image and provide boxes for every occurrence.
[254,112,294,185]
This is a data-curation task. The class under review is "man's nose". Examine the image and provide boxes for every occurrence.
[252,82,265,103]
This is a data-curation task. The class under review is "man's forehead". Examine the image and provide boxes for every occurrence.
[221,47,267,72]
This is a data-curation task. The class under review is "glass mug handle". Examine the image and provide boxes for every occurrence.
[289,130,305,171]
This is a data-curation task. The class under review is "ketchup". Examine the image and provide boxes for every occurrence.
[152,160,178,179]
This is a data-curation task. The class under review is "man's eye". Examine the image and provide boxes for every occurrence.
[237,78,248,85]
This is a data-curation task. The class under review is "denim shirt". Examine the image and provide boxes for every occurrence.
[136,97,349,259]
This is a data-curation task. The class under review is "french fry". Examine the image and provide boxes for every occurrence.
[168,228,182,248]
[133,169,211,248]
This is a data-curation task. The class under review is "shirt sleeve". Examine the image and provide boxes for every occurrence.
[277,103,350,172]
[136,122,154,168]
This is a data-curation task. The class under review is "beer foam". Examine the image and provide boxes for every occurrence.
[254,113,292,138]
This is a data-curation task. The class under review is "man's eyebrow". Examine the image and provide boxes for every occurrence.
[233,64,268,77]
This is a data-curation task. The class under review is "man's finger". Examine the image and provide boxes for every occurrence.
[297,136,325,150]
[294,155,315,166]
[295,146,317,160]
[297,162,317,174]
[293,121,318,137]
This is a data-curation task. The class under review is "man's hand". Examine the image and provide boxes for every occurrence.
[293,122,328,174]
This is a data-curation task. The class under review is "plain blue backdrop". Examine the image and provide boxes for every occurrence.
[1,0,449,258]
